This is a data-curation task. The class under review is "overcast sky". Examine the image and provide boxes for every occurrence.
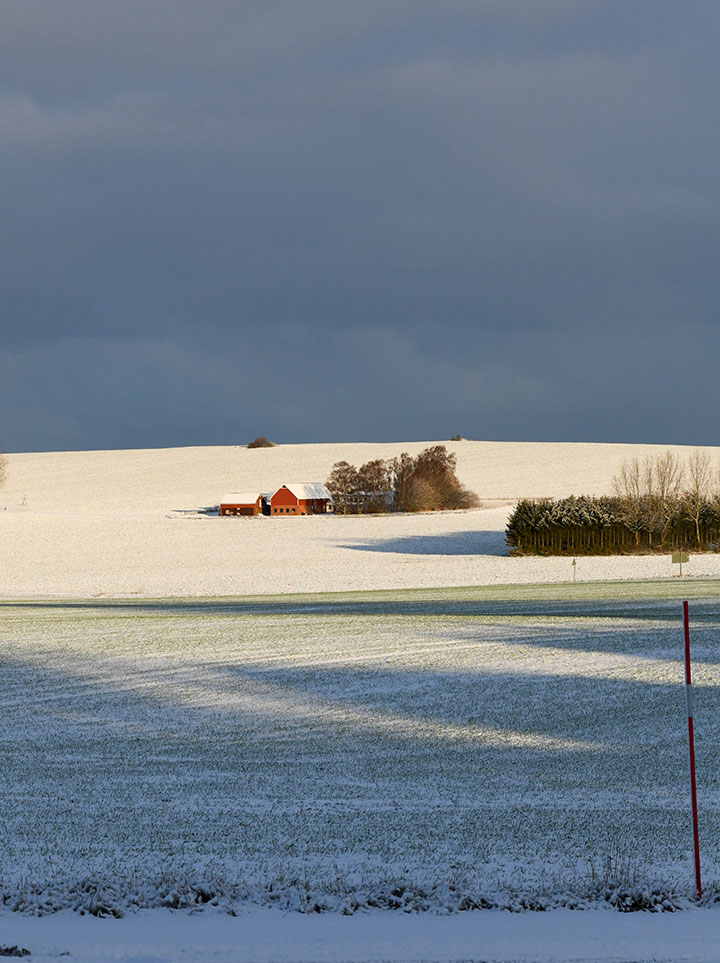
[2,1,720,452]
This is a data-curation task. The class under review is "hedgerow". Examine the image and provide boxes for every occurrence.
[506,450,720,555]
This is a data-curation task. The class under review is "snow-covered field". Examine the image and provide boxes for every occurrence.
[1,588,719,917]
[4,441,720,961]
[2,586,720,959]
[4,439,720,597]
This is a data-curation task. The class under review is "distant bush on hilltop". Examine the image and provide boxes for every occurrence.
[247,436,276,449]
[506,449,720,555]
[327,445,479,515]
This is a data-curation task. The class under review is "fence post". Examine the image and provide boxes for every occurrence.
[683,600,702,899]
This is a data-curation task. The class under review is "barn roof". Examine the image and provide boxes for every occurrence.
[274,483,333,501]
[219,492,262,504]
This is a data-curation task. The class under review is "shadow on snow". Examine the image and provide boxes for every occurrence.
[337,530,509,557]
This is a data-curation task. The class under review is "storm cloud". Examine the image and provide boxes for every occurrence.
[2,1,719,451]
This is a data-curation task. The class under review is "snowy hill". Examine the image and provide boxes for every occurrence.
[3,439,720,597]
[4,439,719,515]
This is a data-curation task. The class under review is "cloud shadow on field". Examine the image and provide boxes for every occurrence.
[0,642,701,762]
[0,646,640,765]
[337,530,508,557]
[192,660,720,807]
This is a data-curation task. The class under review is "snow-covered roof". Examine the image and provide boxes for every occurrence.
[273,483,333,501]
[219,492,262,505]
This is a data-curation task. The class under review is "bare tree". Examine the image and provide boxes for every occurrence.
[356,459,390,494]
[326,461,359,514]
[613,453,684,548]
[684,449,712,549]
[613,457,645,547]
[0,447,6,490]
[707,461,720,544]
[612,456,657,546]
[355,459,393,513]
[405,445,479,510]
[654,450,684,548]
[387,452,416,512]
[402,475,441,512]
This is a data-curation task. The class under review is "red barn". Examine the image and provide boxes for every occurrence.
[219,492,263,516]
[270,483,333,516]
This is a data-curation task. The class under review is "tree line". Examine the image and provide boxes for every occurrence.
[506,450,720,555]
[327,445,479,514]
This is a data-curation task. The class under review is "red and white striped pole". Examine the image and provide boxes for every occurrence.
[683,600,702,900]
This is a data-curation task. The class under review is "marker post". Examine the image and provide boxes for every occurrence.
[683,600,702,900]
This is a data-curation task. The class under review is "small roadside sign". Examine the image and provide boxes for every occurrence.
[672,552,690,575]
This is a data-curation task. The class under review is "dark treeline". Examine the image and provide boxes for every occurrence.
[327,445,480,514]
[506,450,720,555]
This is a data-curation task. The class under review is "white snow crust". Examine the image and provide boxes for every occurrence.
[279,481,334,500]
[219,492,262,505]
[4,904,720,963]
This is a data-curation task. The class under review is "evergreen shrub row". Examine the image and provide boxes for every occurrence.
[506,450,720,555]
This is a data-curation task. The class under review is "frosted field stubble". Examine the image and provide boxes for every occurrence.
[2,585,720,915]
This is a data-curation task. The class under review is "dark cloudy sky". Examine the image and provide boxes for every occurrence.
[2,1,720,452]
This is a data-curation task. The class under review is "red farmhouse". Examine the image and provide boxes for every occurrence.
[219,492,264,516]
[270,483,333,516]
